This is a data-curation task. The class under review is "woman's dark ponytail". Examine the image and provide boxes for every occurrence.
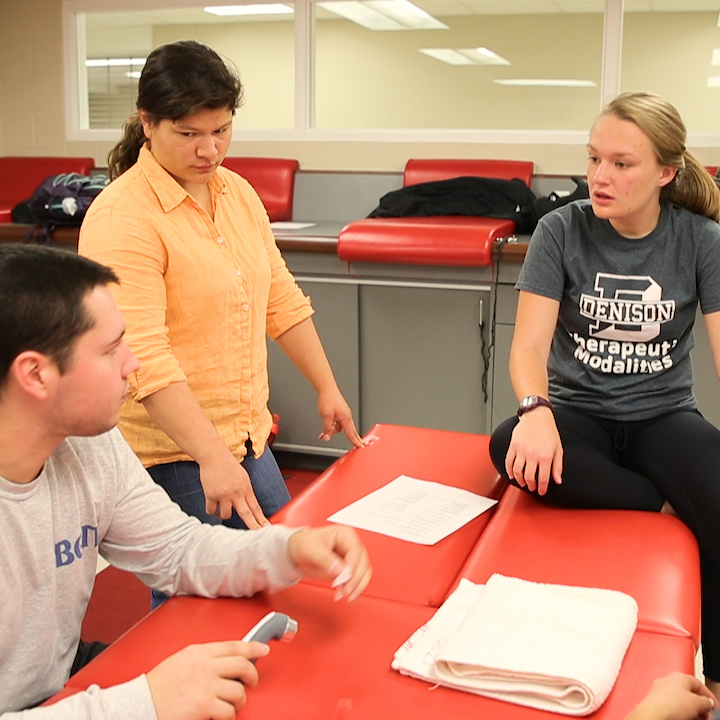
[107,113,146,181]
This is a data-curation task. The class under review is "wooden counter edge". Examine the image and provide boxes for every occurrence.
[0,224,529,262]
[0,224,339,255]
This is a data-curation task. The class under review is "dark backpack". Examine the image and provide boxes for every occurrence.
[533,176,589,219]
[12,172,110,243]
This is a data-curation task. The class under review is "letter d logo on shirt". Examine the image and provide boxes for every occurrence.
[579,273,674,342]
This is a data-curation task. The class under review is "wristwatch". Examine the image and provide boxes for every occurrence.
[517,395,553,418]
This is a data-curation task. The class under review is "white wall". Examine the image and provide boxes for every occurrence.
[2,0,720,174]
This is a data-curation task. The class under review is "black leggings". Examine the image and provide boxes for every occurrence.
[490,407,720,680]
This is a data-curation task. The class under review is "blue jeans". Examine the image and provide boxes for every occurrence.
[148,440,290,608]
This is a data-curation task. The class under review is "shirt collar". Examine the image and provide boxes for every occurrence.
[137,144,227,213]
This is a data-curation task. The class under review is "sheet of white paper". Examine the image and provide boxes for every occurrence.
[327,475,498,545]
[270,221,317,230]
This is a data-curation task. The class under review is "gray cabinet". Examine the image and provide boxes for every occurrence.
[488,282,520,430]
[358,282,490,435]
[267,252,494,455]
[489,323,516,430]
[692,308,720,427]
[267,276,359,457]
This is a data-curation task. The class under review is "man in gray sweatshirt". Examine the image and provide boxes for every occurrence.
[0,244,371,720]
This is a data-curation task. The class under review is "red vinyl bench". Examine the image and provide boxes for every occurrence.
[271,423,505,607]
[221,156,299,222]
[51,422,700,719]
[62,585,696,720]
[0,155,96,223]
[453,486,701,645]
[337,158,533,267]
[272,423,699,639]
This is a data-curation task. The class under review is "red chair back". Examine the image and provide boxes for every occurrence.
[222,157,299,222]
[403,158,533,187]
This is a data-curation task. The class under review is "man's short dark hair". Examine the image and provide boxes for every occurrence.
[0,245,118,387]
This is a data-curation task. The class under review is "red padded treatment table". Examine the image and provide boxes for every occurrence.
[454,487,702,646]
[271,423,505,606]
[63,583,696,720]
[55,423,700,719]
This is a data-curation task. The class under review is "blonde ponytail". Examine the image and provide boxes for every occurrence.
[663,150,720,223]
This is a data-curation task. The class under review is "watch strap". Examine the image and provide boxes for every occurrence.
[517,395,553,418]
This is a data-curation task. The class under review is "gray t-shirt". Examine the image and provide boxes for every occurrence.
[517,200,720,420]
[0,428,301,719]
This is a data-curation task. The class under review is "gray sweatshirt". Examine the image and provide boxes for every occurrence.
[0,428,302,719]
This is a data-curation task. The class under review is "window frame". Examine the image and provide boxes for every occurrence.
[63,0,717,146]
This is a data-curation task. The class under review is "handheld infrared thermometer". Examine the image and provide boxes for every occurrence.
[242,611,298,646]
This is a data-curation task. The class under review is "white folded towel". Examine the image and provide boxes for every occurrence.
[392,574,638,716]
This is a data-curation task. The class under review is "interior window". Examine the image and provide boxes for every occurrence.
[312,0,604,130]
[78,4,296,131]
[621,3,720,135]
[67,0,720,139]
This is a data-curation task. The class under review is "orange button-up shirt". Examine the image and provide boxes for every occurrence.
[79,146,313,466]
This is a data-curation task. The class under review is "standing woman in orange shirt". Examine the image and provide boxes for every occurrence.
[80,40,364,605]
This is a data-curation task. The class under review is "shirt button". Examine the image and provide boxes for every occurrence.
[235,269,242,277]
[242,304,250,311]
[217,236,225,244]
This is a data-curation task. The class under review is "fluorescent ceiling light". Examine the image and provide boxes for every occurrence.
[125,71,143,79]
[319,2,401,30]
[495,78,596,87]
[712,49,720,66]
[462,47,510,65]
[204,4,293,16]
[85,58,146,67]
[420,47,510,66]
[707,76,720,87]
[318,0,447,31]
[419,49,474,65]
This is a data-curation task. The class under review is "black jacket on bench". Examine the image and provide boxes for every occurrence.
[367,176,538,234]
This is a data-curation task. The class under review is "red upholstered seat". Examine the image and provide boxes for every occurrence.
[0,156,96,223]
[272,423,505,606]
[337,157,533,266]
[221,156,299,222]
[453,487,701,645]
[62,586,696,720]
